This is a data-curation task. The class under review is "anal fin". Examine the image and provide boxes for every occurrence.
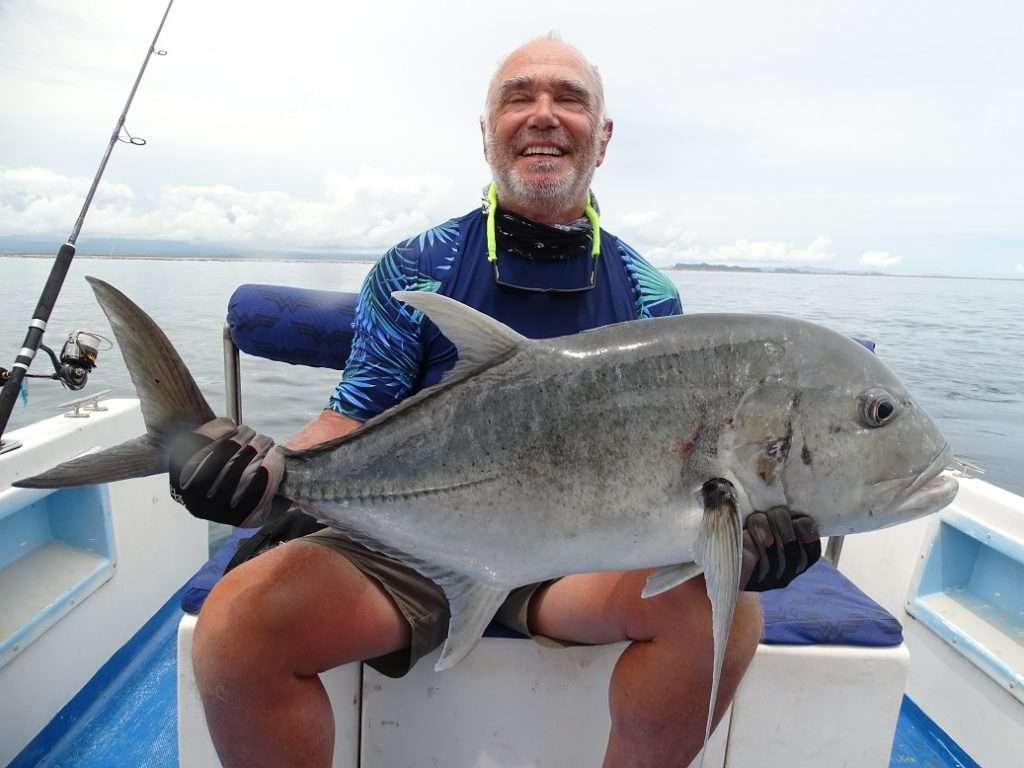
[641,562,703,599]
[695,478,744,768]
[433,577,510,671]
[308,517,511,672]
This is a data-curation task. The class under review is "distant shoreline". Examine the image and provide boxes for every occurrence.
[1,252,378,265]
[2,252,1021,282]
[667,262,1024,283]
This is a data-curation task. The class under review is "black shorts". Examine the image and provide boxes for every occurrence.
[303,528,552,678]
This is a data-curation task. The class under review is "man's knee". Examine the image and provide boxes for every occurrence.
[192,543,342,688]
[622,574,763,659]
[618,575,713,641]
[192,559,293,691]
[191,540,411,693]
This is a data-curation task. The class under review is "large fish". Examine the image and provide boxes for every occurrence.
[15,277,958,762]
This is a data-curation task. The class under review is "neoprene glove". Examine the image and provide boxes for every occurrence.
[741,507,821,592]
[168,417,285,527]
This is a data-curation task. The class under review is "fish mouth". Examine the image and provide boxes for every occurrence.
[886,444,959,517]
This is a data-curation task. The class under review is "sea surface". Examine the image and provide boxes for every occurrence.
[2,256,1022,512]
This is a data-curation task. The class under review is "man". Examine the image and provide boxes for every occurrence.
[175,36,820,768]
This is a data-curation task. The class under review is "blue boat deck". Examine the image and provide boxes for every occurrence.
[9,591,979,768]
[9,592,182,768]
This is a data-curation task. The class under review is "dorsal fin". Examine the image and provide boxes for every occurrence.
[284,293,527,461]
[391,291,526,380]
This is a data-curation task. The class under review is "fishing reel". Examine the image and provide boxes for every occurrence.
[35,330,112,391]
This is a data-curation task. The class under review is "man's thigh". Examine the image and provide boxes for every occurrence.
[198,538,412,677]
[527,569,715,645]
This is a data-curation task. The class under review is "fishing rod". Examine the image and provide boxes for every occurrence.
[0,0,176,453]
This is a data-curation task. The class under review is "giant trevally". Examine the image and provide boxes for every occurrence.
[15,277,958,762]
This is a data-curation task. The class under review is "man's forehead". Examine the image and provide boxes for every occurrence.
[495,40,596,90]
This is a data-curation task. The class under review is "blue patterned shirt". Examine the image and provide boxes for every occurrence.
[328,207,681,421]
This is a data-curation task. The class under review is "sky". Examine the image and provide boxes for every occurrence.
[1,0,1022,276]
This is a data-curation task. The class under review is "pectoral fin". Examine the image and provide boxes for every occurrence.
[695,478,745,768]
[641,562,703,599]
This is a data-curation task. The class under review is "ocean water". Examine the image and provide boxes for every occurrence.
[2,256,1022,505]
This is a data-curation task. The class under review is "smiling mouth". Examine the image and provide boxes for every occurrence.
[520,146,566,157]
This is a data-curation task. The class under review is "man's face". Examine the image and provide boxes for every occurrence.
[483,41,612,211]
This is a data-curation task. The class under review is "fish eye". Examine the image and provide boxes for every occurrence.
[860,389,899,428]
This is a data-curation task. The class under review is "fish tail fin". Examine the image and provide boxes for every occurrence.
[14,436,166,488]
[13,277,215,489]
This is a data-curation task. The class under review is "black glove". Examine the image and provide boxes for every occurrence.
[168,417,285,526]
[741,507,821,592]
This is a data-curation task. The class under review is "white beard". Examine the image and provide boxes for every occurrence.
[486,129,601,210]
[500,160,585,202]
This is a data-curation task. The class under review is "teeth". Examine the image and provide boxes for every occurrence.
[523,147,563,156]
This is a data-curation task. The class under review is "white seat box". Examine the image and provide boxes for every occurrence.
[725,643,911,767]
[361,639,728,768]
[178,616,909,768]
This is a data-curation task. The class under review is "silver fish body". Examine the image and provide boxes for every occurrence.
[285,306,951,585]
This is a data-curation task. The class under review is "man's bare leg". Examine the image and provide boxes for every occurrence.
[529,569,763,768]
[192,540,410,768]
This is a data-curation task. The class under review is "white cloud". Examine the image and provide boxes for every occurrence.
[3,1,1024,275]
[0,167,135,235]
[860,250,903,268]
[709,238,835,266]
[646,236,836,268]
[0,166,454,249]
[620,210,661,228]
[1016,264,1024,274]
[615,211,835,267]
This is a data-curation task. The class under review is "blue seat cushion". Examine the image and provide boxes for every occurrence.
[183,535,902,647]
[227,284,359,370]
[760,558,903,646]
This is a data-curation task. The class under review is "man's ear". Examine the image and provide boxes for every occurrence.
[595,119,614,167]
[480,118,489,162]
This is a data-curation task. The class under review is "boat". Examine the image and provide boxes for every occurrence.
[2,281,1021,767]
[2,2,1022,764]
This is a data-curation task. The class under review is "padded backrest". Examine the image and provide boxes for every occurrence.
[227,284,359,369]
[226,284,877,370]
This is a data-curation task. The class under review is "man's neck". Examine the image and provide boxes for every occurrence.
[496,195,588,226]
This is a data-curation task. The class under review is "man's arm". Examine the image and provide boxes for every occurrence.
[286,409,362,450]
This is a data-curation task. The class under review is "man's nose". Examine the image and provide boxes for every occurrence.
[526,94,559,129]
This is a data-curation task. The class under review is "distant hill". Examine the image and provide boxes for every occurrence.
[669,261,874,275]
[668,261,1023,282]
[0,235,237,257]
[0,235,376,261]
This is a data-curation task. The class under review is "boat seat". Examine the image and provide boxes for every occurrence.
[177,528,910,767]
[177,283,909,766]
[181,528,904,647]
